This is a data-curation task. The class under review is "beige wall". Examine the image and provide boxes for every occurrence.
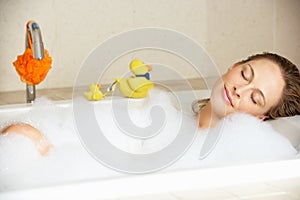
[0,0,299,92]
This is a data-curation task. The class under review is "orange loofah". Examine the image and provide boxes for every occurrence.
[13,48,52,85]
[13,21,52,85]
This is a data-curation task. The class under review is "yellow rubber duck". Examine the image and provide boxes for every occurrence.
[84,83,104,101]
[115,59,154,98]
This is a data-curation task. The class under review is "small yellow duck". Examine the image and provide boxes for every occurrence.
[115,59,154,98]
[84,83,104,101]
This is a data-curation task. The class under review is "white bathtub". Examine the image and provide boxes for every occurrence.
[0,90,300,200]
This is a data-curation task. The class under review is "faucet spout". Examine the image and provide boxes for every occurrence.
[25,21,45,103]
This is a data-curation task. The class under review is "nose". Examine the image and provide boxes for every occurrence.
[233,84,250,98]
[233,86,240,98]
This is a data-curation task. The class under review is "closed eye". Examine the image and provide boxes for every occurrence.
[251,91,265,106]
[241,64,253,82]
[241,70,248,81]
[251,93,257,104]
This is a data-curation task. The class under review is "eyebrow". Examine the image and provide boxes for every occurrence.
[248,63,266,106]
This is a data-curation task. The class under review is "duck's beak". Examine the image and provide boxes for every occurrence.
[147,65,152,71]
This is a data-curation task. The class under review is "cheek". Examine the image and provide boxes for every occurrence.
[235,100,266,116]
[210,79,226,117]
[223,69,242,84]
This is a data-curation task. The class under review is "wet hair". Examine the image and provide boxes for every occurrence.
[192,98,209,114]
[192,52,300,120]
[238,52,300,120]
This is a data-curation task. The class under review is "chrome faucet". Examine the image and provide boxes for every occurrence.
[25,21,45,103]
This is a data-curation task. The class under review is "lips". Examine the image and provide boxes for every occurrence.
[224,85,233,107]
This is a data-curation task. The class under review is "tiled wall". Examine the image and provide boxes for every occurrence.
[0,0,299,92]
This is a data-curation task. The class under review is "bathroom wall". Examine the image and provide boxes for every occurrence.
[0,0,299,92]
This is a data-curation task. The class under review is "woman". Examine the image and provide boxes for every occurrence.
[193,52,300,128]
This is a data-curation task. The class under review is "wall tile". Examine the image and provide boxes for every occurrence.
[0,0,298,92]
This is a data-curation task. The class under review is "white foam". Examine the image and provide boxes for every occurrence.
[0,133,41,175]
[171,112,298,170]
[209,113,297,163]
[0,91,298,191]
[95,89,189,154]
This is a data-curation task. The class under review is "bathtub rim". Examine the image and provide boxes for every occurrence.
[0,157,300,199]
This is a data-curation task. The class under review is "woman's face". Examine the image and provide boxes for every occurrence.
[210,58,285,120]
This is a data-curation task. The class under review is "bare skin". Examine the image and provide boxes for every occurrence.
[1,123,51,156]
[199,59,285,128]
